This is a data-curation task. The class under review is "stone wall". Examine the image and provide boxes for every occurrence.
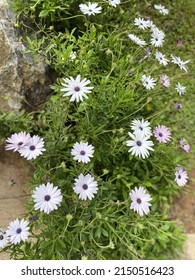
[0,0,54,112]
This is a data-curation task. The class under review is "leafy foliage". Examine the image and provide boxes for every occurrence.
[1,0,194,259]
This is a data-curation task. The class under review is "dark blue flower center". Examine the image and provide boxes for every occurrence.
[82,184,88,190]
[137,198,142,204]
[178,175,181,179]
[18,142,23,146]
[136,141,142,146]
[159,133,163,137]
[139,126,143,131]
[0,235,4,240]
[30,145,35,151]
[80,150,86,155]
[74,86,80,92]
[16,228,22,234]
[44,195,51,201]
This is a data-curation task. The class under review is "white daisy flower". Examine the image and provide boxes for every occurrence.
[147,20,156,29]
[61,75,94,102]
[73,173,98,200]
[69,51,76,61]
[127,34,147,47]
[150,27,165,47]
[79,2,102,15]
[174,168,188,187]
[32,182,63,214]
[129,187,152,216]
[6,218,30,245]
[171,55,190,72]
[155,51,169,66]
[71,142,94,163]
[5,131,31,152]
[130,119,152,137]
[134,17,151,30]
[126,130,154,159]
[19,135,46,160]
[109,0,120,7]
[154,4,169,15]
[141,74,156,90]
[175,82,186,95]
[0,228,9,249]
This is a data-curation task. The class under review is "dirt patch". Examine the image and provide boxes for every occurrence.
[0,144,33,259]
[0,144,33,228]
[169,169,195,233]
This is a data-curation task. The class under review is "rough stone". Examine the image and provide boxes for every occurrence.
[0,0,54,112]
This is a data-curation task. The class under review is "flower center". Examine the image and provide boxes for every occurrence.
[139,126,143,131]
[30,145,36,151]
[159,133,163,137]
[178,175,181,179]
[74,86,80,92]
[137,198,142,204]
[136,141,142,147]
[88,9,92,12]
[80,150,86,156]
[0,235,4,240]
[16,228,22,234]
[44,195,51,201]
[18,142,23,146]
[82,184,88,190]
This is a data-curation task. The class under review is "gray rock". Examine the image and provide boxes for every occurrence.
[0,0,54,112]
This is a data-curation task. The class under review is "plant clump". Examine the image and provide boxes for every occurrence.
[0,0,194,259]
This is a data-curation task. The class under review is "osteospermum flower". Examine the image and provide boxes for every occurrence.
[109,0,120,7]
[61,75,94,102]
[176,39,183,47]
[160,74,170,87]
[175,82,186,95]
[71,141,94,163]
[175,102,182,109]
[155,51,169,66]
[19,135,45,160]
[171,55,190,72]
[134,17,150,30]
[126,130,154,159]
[128,34,146,47]
[130,119,152,137]
[153,125,171,143]
[150,27,165,47]
[6,219,30,245]
[144,48,151,58]
[129,187,152,216]
[0,228,9,249]
[32,182,63,214]
[141,74,156,90]
[5,131,31,152]
[154,4,169,15]
[179,138,190,153]
[79,2,102,15]
[69,51,76,61]
[174,168,188,187]
[73,173,98,200]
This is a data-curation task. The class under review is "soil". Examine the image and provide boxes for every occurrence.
[0,144,33,228]
[169,169,195,233]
